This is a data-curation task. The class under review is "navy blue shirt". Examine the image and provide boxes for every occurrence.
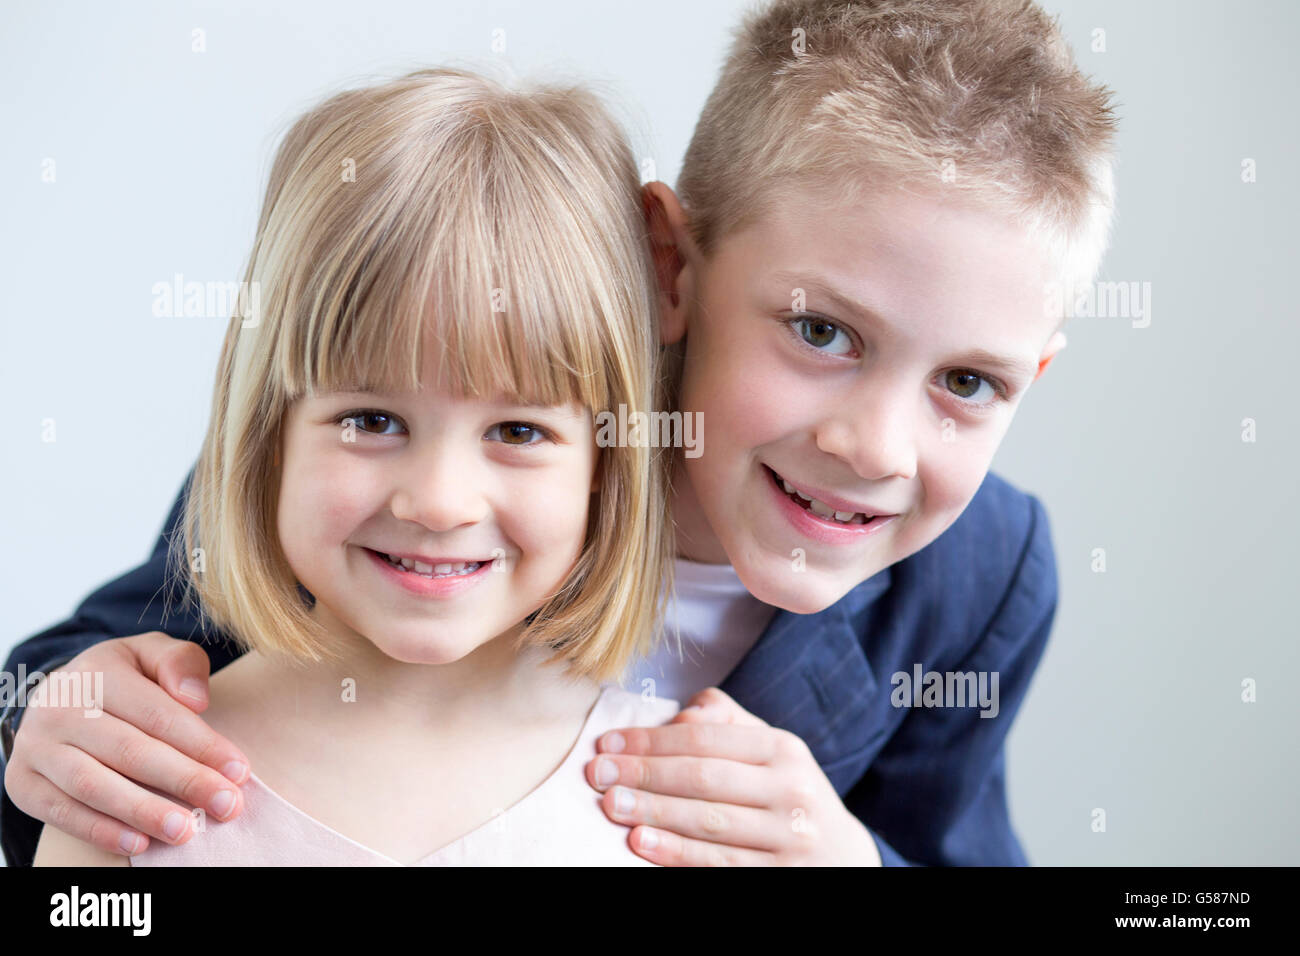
[1,467,1056,867]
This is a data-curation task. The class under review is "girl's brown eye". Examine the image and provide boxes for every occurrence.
[337,409,404,435]
[497,423,539,444]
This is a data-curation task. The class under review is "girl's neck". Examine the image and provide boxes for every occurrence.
[246,612,602,740]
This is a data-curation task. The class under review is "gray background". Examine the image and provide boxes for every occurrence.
[2,0,1295,865]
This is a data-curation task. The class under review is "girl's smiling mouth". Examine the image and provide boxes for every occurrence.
[362,547,495,597]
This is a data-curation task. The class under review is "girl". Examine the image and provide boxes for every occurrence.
[33,66,680,866]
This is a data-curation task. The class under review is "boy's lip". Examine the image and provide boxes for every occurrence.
[763,463,897,544]
[762,464,897,518]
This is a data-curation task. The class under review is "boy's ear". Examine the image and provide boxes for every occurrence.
[642,181,697,346]
[1033,330,1068,382]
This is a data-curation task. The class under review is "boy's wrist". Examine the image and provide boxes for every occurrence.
[0,654,78,766]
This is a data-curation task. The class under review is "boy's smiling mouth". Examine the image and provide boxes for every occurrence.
[763,464,895,526]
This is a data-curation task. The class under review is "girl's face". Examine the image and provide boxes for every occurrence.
[275,368,599,666]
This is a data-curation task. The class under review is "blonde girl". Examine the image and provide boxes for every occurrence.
[33,66,679,866]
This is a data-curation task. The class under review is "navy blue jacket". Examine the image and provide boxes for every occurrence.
[1,467,1057,867]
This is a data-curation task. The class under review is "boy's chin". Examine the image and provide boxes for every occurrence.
[731,553,865,615]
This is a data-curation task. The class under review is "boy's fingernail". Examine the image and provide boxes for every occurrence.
[162,812,187,840]
[602,732,625,753]
[178,678,206,702]
[119,830,143,855]
[220,760,248,783]
[640,828,659,851]
[210,790,236,819]
[613,786,636,814]
[595,758,619,788]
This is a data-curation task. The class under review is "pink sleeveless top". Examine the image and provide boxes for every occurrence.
[129,685,679,866]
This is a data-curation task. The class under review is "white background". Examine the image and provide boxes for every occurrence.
[2,0,1297,864]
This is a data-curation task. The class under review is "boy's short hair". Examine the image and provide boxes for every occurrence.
[677,0,1117,299]
[174,67,673,685]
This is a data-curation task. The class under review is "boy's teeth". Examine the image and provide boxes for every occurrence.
[809,498,836,519]
[774,469,872,525]
[414,561,434,574]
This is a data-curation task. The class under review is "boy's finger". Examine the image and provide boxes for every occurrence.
[122,632,215,711]
[36,743,205,851]
[97,666,249,785]
[594,722,777,764]
[13,767,151,856]
[60,709,245,826]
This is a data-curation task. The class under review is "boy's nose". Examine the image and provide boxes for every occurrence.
[813,397,917,483]
[388,444,490,532]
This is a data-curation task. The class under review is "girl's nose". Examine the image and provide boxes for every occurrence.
[388,443,490,532]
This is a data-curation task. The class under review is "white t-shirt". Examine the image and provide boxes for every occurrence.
[618,557,778,704]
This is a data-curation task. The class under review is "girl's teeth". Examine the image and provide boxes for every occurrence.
[834,509,856,521]
[382,553,482,577]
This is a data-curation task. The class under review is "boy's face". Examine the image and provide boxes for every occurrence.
[663,183,1066,613]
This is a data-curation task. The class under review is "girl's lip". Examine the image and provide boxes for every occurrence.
[763,462,897,545]
[362,547,494,598]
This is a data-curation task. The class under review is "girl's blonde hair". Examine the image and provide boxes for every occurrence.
[172,67,674,685]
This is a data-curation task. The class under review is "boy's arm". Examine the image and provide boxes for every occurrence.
[844,494,1058,866]
[1,468,245,867]
[33,824,130,867]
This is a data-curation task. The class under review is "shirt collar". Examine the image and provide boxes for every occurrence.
[718,567,892,771]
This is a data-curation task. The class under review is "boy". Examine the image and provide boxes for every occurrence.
[2,0,1114,866]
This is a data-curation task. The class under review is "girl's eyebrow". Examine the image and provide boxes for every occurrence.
[318,386,586,418]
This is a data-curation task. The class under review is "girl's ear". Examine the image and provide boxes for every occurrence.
[642,182,697,347]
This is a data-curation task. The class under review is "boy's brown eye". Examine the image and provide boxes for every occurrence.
[791,316,852,355]
[943,370,998,405]
[801,319,838,347]
[946,371,982,398]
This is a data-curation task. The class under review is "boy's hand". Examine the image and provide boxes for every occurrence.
[584,687,882,866]
[4,632,250,856]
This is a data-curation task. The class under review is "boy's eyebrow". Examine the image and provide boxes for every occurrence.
[770,271,1039,384]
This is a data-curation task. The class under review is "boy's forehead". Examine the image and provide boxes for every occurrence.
[709,184,1062,359]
